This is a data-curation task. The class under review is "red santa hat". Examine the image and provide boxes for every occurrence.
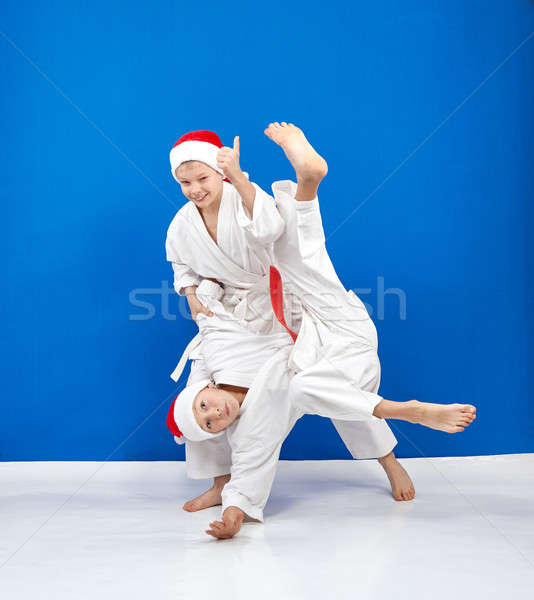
[166,379,225,444]
[170,130,228,182]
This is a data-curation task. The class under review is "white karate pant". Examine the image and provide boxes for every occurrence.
[184,354,396,480]
[289,340,396,458]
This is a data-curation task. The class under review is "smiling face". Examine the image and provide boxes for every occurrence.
[192,384,241,433]
[176,161,224,210]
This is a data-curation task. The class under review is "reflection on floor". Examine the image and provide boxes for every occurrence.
[1,455,533,599]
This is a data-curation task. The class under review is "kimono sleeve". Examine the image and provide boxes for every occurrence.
[221,348,297,522]
[165,217,201,295]
[235,182,285,245]
[170,262,201,296]
[221,437,284,523]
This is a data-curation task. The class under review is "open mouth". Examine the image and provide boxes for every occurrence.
[225,403,230,416]
[193,193,208,203]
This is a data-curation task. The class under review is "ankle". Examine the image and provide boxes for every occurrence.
[406,399,422,424]
[213,474,231,490]
[296,173,322,187]
[377,451,395,465]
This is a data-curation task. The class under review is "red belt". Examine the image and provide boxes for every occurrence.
[269,265,298,343]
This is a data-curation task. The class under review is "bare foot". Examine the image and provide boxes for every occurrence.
[411,400,477,433]
[378,452,415,501]
[183,486,223,512]
[264,122,328,183]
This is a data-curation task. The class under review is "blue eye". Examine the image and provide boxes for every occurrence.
[200,401,206,409]
[200,177,207,181]
[206,421,211,429]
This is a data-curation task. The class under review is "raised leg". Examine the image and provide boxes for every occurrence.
[373,399,477,433]
[264,122,328,201]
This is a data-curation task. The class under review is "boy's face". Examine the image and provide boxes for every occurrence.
[192,383,240,433]
[176,161,223,210]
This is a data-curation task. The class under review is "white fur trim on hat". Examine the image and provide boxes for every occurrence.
[173,378,224,442]
[170,140,226,182]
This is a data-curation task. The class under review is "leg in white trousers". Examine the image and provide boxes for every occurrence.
[288,341,397,459]
[332,349,397,459]
[184,347,397,480]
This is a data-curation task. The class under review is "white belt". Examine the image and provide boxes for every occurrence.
[170,333,202,382]
[224,275,274,333]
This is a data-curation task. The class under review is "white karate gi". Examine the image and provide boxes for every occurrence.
[215,182,397,520]
[268,181,397,461]
[227,180,397,459]
[188,279,391,521]
[166,180,299,334]
[166,180,297,478]
[166,180,396,480]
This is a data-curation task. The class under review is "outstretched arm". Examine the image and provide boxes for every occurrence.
[202,412,287,540]
[203,349,296,539]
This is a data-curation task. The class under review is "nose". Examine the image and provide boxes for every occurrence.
[209,406,222,419]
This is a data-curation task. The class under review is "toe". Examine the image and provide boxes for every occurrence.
[281,121,287,126]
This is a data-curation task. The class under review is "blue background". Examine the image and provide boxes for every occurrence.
[1,1,533,461]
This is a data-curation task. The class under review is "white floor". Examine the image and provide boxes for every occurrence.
[1,455,533,599]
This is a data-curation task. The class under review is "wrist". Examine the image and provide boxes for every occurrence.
[229,170,247,185]
[184,285,198,297]
[225,505,244,517]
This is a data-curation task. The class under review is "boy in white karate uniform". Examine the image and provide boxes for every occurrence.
[167,124,476,538]
[166,129,412,509]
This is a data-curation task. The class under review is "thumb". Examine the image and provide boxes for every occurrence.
[233,136,240,156]
[200,305,214,317]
